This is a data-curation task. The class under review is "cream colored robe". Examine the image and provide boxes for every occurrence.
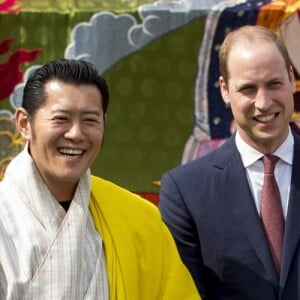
[0,149,108,299]
[0,147,200,299]
[90,176,201,300]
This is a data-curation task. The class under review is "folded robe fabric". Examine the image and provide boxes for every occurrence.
[90,175,201,300]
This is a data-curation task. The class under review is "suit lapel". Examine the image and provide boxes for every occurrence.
[280,133,300,288]
[215,136,278,282]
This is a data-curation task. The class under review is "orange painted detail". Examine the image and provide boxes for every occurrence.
[135,192,159,206]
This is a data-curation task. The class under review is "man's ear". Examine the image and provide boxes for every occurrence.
[104,113,107,126]
[15,108,32,141]
[219,76,230,106]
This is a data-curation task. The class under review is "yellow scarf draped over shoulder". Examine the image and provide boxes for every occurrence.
[89,176,201,300]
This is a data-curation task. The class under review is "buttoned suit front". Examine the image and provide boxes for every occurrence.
[159,131,300,300]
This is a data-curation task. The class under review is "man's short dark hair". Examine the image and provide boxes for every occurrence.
[22,59,109,118]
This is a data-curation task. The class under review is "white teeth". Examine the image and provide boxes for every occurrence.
[59,148,84,156]
[255,114,275,123]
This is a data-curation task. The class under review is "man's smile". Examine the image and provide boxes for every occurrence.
[57,147,85,157]
[253,112,279,123]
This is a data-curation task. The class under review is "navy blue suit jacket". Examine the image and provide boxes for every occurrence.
[159,132,300,300]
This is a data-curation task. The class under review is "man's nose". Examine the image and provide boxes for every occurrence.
[64,122,84,141]
[255,89,272,110]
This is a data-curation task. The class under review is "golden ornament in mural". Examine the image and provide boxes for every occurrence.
[0,117,25,180]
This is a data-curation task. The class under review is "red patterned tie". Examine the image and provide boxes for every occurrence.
[261,155,285,275]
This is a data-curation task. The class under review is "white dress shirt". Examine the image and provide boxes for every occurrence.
[235,129,293,220]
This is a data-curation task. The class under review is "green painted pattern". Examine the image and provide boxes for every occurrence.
[0,5,206,192]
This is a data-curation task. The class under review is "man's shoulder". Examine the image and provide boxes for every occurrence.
[170,140,233,174]
[90,176,163,237]
[90,175,159,216]
[292,129,300,146]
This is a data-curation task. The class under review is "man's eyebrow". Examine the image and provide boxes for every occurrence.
[238,82,254,88]
[266,76,284,83]
[51,109,70,114]
[82,110,101,116]
[50,109,101,116]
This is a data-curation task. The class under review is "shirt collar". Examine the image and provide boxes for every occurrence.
[235,128,294,168]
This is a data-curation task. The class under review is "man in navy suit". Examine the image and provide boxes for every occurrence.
[159,25,299,299]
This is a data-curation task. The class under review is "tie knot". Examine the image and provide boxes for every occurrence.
[263,154,279,174]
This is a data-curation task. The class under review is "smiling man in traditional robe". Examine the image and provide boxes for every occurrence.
[0,59,200,300]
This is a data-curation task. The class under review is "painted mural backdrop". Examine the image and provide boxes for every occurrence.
[1,0,300,203]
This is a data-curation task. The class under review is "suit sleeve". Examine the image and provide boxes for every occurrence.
[159,172,208,298]
[158,220,201,300]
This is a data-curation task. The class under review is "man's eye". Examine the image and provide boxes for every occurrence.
[241,86,255,93]
[53,116,68,122]
[84,118,99,123]
[269,82,282,89]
